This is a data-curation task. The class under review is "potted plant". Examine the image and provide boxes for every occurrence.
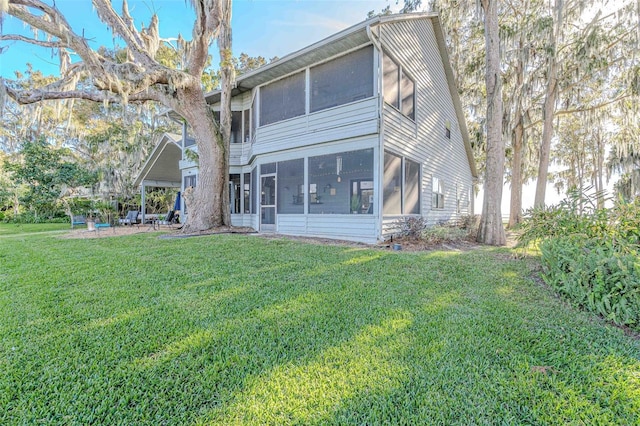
[350,195,361,214]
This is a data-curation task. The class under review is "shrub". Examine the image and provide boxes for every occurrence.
[610,197,640,248]
[517,189,609,248]
[540,236,640,329]
[519,189,640,330]
[394,216,428,239]
[392,216,475,244]
[421,223,469,244]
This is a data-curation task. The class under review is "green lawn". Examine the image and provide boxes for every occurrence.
[1,225,638,425]
[0,222,71,236]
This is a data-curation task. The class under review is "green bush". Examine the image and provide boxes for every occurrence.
[540,236,640,329]
[520,190,640,330]
[610,197,640,248]
[517,189,609,248]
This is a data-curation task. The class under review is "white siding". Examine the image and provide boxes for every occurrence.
[380,19,474,236]
[231,214,255,228]
[277,215,377,244]
[248,97,378,162]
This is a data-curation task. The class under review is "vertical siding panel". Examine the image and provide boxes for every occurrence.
[380,19,474,230]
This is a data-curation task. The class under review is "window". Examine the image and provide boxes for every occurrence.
[277,159,304,214]
[229,174,241,213]
[432,177,444,209]
[383,51,415,120]
[212,110,248,144]
[251,95,257,137]
[400,70,415,120]
[311,46,374,113]
[352,180,374,214]
[243,109,251,143]
[405,159,421,214]
[445,120,451,139]
[261,162,276,175]
[251,167,257,214]
[183,174,197,215]
[383,151,402,215]
[308,149,373,214]
[231,111,243,144]
[383,153,421,215]
[260,71,306,126]
[243,172,251,213]
[383,54,399,109]
[184,174,197,189]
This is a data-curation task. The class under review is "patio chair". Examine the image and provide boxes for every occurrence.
[121,210,140,226]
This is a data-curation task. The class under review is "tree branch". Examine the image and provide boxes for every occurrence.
[524,92,633,129]
[91,0,157,67]
[186,0,219,76]
[5,0,196,103]
[3,80,161,104]
[0,34,62,48]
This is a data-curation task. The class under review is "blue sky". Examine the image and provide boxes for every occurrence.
[0,0,403,79]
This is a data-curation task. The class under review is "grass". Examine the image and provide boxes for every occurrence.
[0,224,638,425]
[0,222,70,236]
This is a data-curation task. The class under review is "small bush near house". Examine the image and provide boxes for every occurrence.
[393,215,478,245]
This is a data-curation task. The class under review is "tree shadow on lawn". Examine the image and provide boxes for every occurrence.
[3,234,415,423]
[3,234,639,424]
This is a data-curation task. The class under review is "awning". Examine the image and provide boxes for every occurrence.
[134,133,182,189]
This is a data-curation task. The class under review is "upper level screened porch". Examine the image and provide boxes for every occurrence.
[180,44,389,167]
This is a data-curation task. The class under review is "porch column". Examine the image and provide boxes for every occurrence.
[182,121,188,159]
[141,184,146,223]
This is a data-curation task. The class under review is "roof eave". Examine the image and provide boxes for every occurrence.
[430,15,478,178]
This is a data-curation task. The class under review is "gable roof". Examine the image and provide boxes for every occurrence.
[134,133,182,188]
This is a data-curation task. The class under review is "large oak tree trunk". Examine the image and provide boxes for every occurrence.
[177,85,229,233]
[477,0,506,246]
[177,0,233,234]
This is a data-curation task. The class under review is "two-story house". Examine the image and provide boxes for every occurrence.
[136,12,477,243]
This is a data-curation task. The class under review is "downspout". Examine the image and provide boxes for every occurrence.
[366,23,386,242]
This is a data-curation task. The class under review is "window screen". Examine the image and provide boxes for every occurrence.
[432,177,444,209]
[404,159,421,214]
[383,151,402,215]
[260,71,306,126]
[243,172,251,213]
[277,159,304,214]
[251,167,257,214]
[243,109,251,143]
[251,95,257,135]
[383,51,415,121]
[231,111,242,143]
[311,46,374,113]
[308,149,373,214]
[229,174,241,213]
